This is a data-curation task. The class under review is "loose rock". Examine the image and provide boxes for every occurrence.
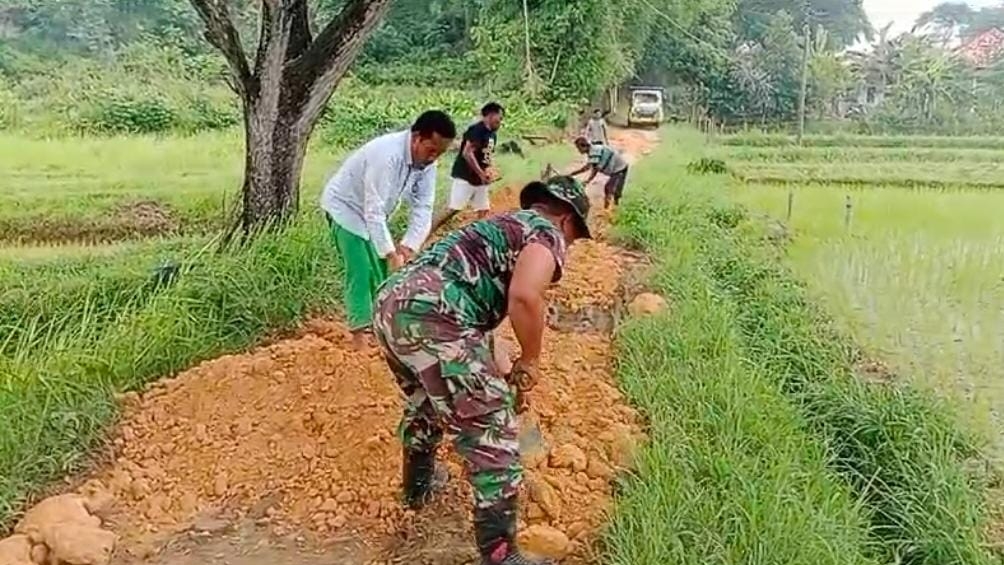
[0,534,32,564]
[627,292,668,317]
[15,494,98,541]
[550,444,587,472]
[44,524,117,565]
[29,543,48,565]
[519,525,570,559]
[526,477,560,520]
[585,457,614,480]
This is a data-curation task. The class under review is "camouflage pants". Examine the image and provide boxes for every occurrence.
[373,300,522,508]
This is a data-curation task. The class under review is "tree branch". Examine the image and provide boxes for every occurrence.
[252,0,294,104]
[286,0,312,62]
[291,0,392,85]
[189,0,253,97]
[290,0,393,127]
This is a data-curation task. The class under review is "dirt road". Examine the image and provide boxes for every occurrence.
[16,128,659,565]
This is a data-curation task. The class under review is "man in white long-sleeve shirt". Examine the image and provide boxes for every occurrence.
[320,110,457,350]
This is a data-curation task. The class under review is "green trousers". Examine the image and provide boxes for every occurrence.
[329,219,388,332]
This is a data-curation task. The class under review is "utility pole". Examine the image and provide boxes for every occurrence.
[521,0,538,94]
[797,24,810,145]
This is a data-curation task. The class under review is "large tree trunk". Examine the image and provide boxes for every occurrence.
[191,0,393,238]
[240,90,310,232]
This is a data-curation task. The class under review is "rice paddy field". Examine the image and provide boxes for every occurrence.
[721,132,1004,461]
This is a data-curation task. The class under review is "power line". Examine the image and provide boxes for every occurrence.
[633,0,733,61]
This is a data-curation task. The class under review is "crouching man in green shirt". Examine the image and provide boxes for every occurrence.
[570,136,629,210]
[372,176,592,565]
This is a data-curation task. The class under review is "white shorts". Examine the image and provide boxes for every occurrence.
[448,178,490,212]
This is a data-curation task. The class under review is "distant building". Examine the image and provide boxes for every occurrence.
[956,27,1004,68]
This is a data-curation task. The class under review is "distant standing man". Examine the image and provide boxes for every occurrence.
[320,110,457,350]
[430,102,504,234]
[583,108,609,145]
[570,136,629,210]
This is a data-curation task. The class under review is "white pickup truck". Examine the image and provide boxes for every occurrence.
[627,87,665,128]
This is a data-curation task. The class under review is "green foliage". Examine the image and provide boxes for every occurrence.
[723,132,1004,155]
[0,0,204,56]
[318,79,573,147]
[734,0,870,48]
[686,157,729,174]
[0,79,19,129]
[469,0,714,103]
[87,93,177,134]
[916,2,1004,43]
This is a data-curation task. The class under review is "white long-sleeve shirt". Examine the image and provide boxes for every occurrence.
[319,130,436,257]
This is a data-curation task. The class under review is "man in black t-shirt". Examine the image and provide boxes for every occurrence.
[430,102,504,234]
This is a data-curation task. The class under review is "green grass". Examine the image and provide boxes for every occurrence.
[722,145,1004,164]
[721,132,1004,150]
[733,182,1004,460]
[0,220,343,522]
[0,131,568,244]
[0,131,338,242]
[605,127,991,565]
[733,161,1004,189]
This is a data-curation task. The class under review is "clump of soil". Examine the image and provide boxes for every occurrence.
[628,293,669,317]
[0,493,118,565]
[549,240,626,312]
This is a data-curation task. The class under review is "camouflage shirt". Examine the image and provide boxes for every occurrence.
[377,210,567,332]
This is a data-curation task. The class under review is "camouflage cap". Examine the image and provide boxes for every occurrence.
[519,175,592,240]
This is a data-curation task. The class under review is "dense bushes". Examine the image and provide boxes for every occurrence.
[0,44,570,141]
[318,79,573,147]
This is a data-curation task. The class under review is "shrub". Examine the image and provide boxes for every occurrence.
[84,91,177,134]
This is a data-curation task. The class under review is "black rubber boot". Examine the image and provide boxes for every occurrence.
[474,498,554,565]
[402,447,448,509]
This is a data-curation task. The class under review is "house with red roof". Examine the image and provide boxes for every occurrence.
[956,27,1004,68]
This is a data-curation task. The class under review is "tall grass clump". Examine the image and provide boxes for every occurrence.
[0,218,341,524]
[602,130,878,565]
[703,210,990,565]
[0,238,204,356]
[616,128,992,565]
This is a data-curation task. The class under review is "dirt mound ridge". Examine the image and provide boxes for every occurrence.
[86,321,640,563]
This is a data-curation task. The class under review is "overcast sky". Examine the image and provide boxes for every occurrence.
[864,0,1001,35]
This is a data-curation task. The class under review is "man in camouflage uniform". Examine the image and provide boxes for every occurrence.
[373,176,592,565]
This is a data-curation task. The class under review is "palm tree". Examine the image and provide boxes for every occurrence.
[846,22,898,105]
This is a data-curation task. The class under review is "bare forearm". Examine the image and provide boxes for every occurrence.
[570,165,590,176]
[464,150,486,178]
[509,295,545,362]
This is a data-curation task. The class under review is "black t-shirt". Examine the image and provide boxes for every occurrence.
[451,121,497,186]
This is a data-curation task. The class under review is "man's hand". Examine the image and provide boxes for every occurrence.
[386,251,404,271]
[396,244,415,263]
[510,358,541,391]
[478,169,492,185]
[509,358,541,414]
[486,166,501,184]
